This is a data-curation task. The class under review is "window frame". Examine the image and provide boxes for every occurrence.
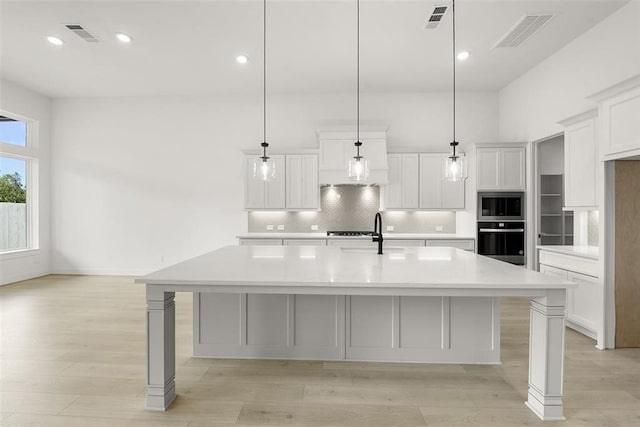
[0,110,40,256]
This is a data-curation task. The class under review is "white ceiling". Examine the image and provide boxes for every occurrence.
[0,0,630,98]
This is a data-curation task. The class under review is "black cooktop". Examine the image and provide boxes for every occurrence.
[326,231,375,237]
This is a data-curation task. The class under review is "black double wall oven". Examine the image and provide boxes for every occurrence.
[477,192,525,266]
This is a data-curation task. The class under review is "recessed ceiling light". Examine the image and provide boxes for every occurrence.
[116,33,132,43]
[47,36,64,46]
[236,55,249,64]
[457,51,470,61]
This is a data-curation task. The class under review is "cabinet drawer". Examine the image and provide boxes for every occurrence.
[385,239,425,247]
[426,239,475,252]
[327,240,376,248]
[283,239,327,246]
[538,250,599,277]
[239,239,283,246]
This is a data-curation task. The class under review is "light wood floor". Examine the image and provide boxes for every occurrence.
[1,275,640,426]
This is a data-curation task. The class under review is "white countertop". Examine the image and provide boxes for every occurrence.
[137,245,571,291]
[238,233,475,240]
[537,245,599,261]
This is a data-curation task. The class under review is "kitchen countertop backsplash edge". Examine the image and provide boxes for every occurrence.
[238,233,476,240]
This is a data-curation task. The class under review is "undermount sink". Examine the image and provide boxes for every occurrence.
[340,247,407,253]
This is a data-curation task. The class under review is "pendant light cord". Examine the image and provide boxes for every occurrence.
[356,0,360,156]
[264,0,267,146]
[452,0,456,156]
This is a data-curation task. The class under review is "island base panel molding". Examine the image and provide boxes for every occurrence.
[525,291,567,421]
[193,293,500,363]
[146,288,177,411]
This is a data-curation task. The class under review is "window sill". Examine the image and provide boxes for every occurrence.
[0,248,41,260]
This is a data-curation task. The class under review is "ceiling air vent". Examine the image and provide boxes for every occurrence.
[425,5,448,30]
[492,14,553,48]
[64,24,100,43]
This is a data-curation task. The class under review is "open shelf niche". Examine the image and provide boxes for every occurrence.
[540,174,574,245]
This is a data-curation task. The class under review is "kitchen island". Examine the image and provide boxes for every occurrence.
[136,245,573,421]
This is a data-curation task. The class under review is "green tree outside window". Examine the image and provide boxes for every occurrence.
[0,172,26,203]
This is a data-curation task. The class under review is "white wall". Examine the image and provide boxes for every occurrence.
[499,1,640,142]
[0,79,51,285]
[51,91,497,274]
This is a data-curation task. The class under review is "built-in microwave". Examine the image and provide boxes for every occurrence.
[477,192,525,221]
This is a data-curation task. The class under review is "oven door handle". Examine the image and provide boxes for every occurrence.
[479,228,525,233]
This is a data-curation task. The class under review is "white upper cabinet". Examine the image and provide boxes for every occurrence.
[419,153,464,210]
[476,149,500,190]
[589,75,640,161]
[382,153,464,210]
[286,154,319,210]
[476,145,526,191]
[558,110,598,209]
[244,155,286,209]
[501,148,526,190]
[381,154,419,209]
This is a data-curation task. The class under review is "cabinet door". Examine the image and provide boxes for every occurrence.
[565,118,598,208]
[286,154,319,209]
[477,148,500,190]
[286,155,303,208]
[441,153,465,209]
[301,155,319,209]
[382,154,419,209]
[264,155,286,209]
[382,154,402,209]
[419,154,442,209]
[245,156,265,209]
[566,271,600,333]
[401,154,420,208]
[501,148,526,190]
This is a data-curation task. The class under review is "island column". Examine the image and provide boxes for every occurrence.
[526,289,567,421]
[146,286,177,410]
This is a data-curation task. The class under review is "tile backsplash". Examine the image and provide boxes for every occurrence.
[248,185,456,233]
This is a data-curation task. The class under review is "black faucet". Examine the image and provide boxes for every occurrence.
[373,212,383,255]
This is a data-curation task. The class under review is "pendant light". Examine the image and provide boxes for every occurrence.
[444,0,468,182]
[253,0,276,182]
[347,0,369,182]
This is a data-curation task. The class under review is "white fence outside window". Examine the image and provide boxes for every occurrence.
[0,202,27,251]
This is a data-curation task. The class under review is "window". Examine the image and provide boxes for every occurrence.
[0,116,27,147]
[0,113,38,254]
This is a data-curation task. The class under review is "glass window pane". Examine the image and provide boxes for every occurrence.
[0,156,28,251]
[0,116,27,147]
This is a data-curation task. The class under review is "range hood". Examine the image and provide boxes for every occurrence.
[317,128,389,185]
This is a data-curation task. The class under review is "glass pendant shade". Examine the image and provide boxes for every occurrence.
[348,156,369,182]
[253,157,276,182]
[444,154,467,182]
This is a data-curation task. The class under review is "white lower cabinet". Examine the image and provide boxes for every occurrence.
[197,236,489,362]
[239,238,283,245]
[283,239,326,246]
[538,250,602,343]
[426,239,475,252]
[194,293,499,363]
[327,239,377,248]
